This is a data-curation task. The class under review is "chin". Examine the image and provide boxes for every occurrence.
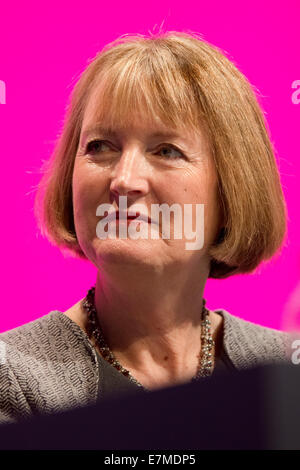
[93,237,160,265]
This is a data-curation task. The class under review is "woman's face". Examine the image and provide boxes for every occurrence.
[72,92,222,275]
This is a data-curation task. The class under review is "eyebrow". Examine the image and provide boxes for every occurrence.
[80,125,184,143]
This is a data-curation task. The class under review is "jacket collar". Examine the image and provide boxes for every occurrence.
[50,307,288,377]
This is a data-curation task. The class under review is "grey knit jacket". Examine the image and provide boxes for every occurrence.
[0,309,293,426]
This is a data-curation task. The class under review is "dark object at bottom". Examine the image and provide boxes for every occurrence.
[0,363,299,450]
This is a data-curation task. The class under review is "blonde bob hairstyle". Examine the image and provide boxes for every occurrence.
[34,30,288,279]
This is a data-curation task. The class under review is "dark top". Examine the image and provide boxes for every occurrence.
[0,309,290,425]
[96,345,235,400]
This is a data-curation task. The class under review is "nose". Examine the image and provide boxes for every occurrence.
[109,146,149,205]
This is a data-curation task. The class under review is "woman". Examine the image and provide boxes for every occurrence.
[0,31,292,425]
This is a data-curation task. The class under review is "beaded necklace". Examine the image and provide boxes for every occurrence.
[82,286,215,391]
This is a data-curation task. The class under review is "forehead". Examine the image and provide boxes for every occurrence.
[79,82,215,167]
[82,95,177,133]
[80,75,205,142]
[81,123,190,143]
[81,104,206,151]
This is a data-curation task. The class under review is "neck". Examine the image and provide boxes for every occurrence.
[82,259,223,385]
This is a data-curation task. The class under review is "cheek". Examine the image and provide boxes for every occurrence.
[72,161,105,214]
[72,175,89,222]
[72,164,103,238]
[185,174,221,240]
[204,185,222,242]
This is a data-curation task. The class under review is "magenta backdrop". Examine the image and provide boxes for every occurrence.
[0,1,299,333]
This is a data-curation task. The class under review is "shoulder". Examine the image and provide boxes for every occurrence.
[0,311,99,422]
[213,308,293,370]
[0,311,86,355]
[0,310,98,370]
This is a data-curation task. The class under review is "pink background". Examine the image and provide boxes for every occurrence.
[0,1,299,333]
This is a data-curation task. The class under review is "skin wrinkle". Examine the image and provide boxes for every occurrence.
[67,85,224,390]
[27,34,289,403]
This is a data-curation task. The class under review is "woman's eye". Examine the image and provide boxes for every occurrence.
[85,139,109,154]
[85,140,185,160]
[157,145,185,160]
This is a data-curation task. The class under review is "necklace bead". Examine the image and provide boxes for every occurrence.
[82,286,215,391]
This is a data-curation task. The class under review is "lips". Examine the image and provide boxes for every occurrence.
[116,212,137,220]
[123,211,152,223]
[106,211,152,224]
